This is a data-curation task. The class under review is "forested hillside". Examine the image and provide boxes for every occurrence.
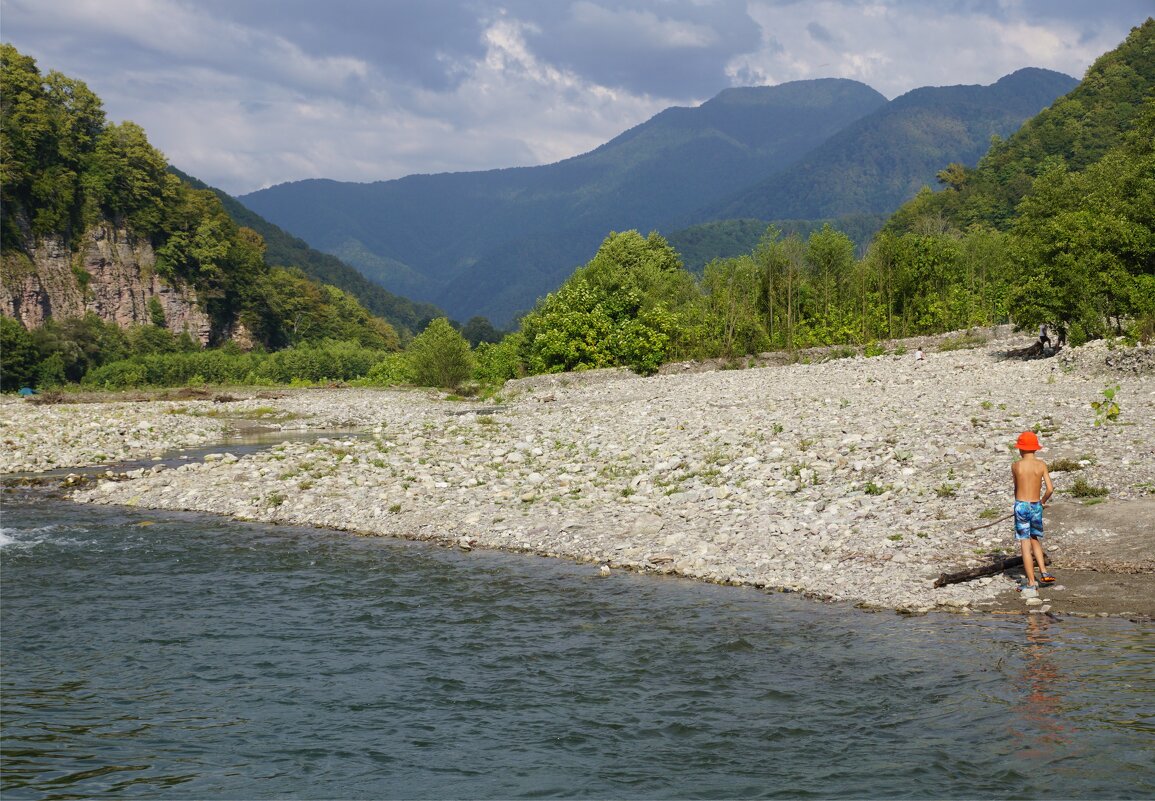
[888,18,1155,234]
[1,44,402,390]
[881,18,1155,343]
[170,168,444,338]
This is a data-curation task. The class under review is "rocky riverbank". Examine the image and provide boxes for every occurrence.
[3,330,1152,616]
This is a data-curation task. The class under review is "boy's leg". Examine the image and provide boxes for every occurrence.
[1020,538,1038,587]
[1032,537,1052,580]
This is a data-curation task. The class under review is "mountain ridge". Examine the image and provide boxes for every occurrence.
[240,71,1076,326]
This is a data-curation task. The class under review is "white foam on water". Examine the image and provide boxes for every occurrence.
[0,524,90,550]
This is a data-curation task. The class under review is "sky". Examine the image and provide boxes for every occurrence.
[3,0,1151,196]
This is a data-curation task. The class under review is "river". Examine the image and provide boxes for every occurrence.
[1,486,1152,799]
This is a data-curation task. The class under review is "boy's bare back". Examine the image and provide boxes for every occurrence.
[1012,453,1053,503]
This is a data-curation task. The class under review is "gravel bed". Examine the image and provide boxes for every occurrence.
[4,332,1152,614]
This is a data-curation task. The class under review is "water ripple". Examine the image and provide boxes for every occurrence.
[2,496,1153,799]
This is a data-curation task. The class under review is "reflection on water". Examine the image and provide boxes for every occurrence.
[2,494,1153,800]
[1016,614,1072,759]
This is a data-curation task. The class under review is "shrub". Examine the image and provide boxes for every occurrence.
[1069,477,1108,498]
[0,316,38,391]
[938,330,989,351]
[360,353,414,386]
[474,334,523,383]
[408,318,475,389]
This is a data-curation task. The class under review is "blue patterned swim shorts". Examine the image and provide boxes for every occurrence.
[1014,500,1044,540]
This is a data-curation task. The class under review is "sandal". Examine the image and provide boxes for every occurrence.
[1040,573,1056,583]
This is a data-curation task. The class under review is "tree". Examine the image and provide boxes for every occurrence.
[82,121,178,235]
[519,230,703,374]
[0,316,38,390]
[1009,107,1155,342]
[753,228,807,349]
[461,316,502,347]
[805,223,856,340]
[408,317,475,389]
[1,44,106,244]
[29,313,128,382]
[702,255,768,358]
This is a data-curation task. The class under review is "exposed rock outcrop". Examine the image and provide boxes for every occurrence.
[1,224,214,343]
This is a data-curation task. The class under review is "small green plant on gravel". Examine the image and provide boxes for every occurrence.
[1069,477,1108,498]
[938,331,988,351]
[888,534,903,541]
[978,507,1001,519]
[864,342,888,358]
[267,493,285,507]
[864,482,884,495]
[935,483,957,498]
[1090,384,1121,426]
[771,422,784,435]
[388,503,401,513]
[1048,458,1084,472]
[705,448,728,465]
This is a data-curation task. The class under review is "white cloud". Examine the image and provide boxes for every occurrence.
[3,0,1148,194]
[568,1,721,48]
[727,0,1131,97]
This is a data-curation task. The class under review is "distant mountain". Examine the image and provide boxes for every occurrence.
[240,72,1075,326]
[701,68,1079,223]
[240,79,887,324]
[171,169,444,337]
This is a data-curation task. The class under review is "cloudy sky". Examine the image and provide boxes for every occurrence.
[3,0,1150,195]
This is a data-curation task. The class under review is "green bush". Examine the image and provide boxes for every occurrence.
[359,352,414,386]
[408,318,474,389]
[474,334,523,383]
[0,316,38,391]
[80,340,388,389]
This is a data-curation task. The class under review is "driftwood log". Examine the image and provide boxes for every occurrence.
[934,553,1051,588]
[1005,340,1063,360]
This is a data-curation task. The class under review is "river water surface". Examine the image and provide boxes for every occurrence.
[2,491,1152,799]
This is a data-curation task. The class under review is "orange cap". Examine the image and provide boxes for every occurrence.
[1016,431,1042,451]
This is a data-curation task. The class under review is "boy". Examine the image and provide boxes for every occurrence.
[1011,431,1055,594]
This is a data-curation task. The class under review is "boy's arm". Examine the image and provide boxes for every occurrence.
[1041,465,1054,504]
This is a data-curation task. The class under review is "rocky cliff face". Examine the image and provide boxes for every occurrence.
[1,225,215,343]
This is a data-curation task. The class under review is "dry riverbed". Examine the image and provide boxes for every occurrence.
[3,330,1152,619]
